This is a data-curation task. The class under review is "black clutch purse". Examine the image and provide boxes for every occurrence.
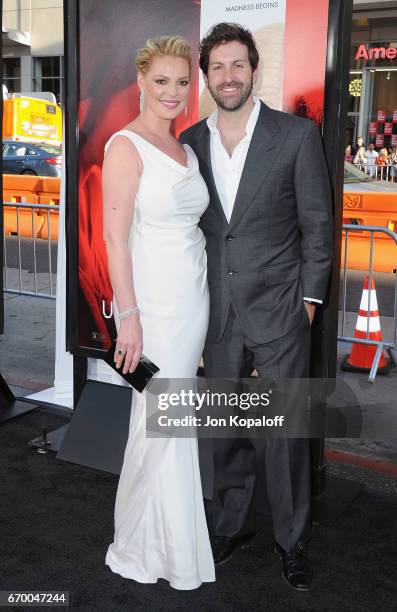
[102,339,160,392]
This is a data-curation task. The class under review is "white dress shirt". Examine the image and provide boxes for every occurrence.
[365,149,379,165]
[365,148,379,178]
[207,96,321,305]
[207,95,261,224]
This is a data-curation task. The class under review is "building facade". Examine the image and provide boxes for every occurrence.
[348,0,397,149]
[2,0,64,104]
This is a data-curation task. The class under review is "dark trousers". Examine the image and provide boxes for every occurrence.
[202,305,312,553]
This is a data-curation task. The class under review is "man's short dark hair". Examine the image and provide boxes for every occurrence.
[199,22,259,76]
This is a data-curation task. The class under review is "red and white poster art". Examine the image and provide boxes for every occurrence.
[377,110,386,122]
[385,122,392,135]
[375,134,385,147]
[77,0,201,350]
[76,0,330,352]
[369,122,377,135]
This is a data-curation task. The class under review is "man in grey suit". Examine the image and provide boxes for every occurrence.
[181,23,333,591]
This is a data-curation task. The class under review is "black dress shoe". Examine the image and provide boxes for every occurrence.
[210,533,255,566]
[273,540,313,592]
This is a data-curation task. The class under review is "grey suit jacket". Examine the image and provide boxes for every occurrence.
[180,101,333,344]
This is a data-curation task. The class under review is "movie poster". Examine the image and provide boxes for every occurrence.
[72,0,329,354]
[76,0,201,351]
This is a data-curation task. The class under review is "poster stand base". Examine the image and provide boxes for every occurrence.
[56,380,131,474]
[0,374,37,424]
[28,424,70,453]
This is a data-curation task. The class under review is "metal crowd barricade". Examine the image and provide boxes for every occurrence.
[339,224,397,382]
[354,162,397,182]
[2,201,57,299]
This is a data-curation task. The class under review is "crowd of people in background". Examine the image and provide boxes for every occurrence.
[345,136,397,180]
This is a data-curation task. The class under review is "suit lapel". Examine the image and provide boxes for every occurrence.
[228,102,281,230]
[197,127,228,225]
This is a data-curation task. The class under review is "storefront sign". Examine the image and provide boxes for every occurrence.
[355,43,397,61]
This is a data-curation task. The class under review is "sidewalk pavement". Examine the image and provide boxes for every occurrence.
[1,291,56,390]
[1,292,397,476]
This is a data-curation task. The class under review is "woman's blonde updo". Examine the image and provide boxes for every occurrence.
[135,36,192,74]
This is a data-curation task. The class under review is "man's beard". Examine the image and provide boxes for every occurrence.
[208,77,254,112]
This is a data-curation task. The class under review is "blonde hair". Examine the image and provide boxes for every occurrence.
[135,36,192,74]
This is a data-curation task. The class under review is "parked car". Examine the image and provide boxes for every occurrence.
[2,140,62,177]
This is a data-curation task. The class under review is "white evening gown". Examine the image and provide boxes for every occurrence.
[103,130,215,590]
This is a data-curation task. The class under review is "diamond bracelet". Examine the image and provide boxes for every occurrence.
[119,306,140,320]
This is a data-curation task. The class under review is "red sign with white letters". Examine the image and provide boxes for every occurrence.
[369,122,377,134]
[375,134,384,146]
[385,122,393,135]
[392,135,397,146]
[355,44,397,61]
[377,110,386,122]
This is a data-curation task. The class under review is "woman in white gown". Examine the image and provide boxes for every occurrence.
[102,36,215,589]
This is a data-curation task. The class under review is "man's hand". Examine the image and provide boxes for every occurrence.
[304,301,316,325]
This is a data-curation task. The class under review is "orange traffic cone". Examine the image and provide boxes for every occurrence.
[342,275,390,374]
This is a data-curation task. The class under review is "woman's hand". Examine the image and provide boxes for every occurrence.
[114,316,143,374]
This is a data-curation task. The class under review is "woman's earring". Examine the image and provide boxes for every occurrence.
[184,105,188,118]
[139,91,145,113]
